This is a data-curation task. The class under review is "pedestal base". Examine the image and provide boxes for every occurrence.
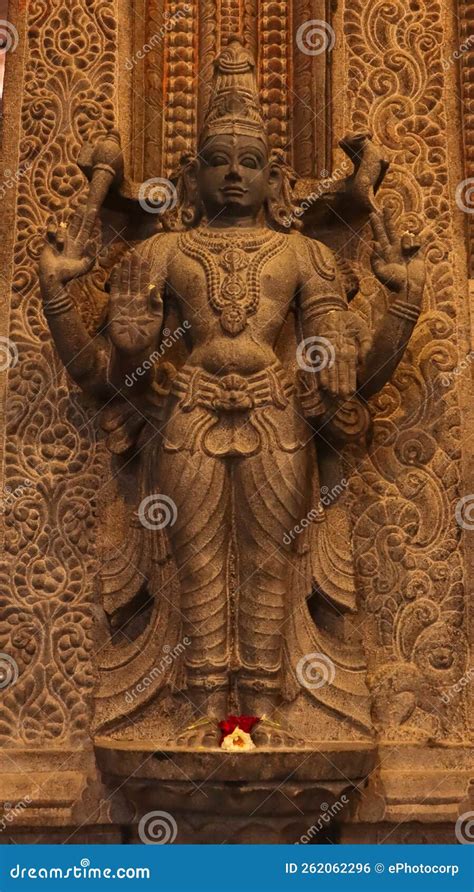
[95,739,376,844]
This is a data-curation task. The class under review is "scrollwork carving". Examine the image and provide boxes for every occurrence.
[0,0,117,745]
[345,0,467,741]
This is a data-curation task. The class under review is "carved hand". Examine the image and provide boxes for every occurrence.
[317,310,372,399]
[108,252,163,357]
[370,207,426,302]
[39,202,99,294]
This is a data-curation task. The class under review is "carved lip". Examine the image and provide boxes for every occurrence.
[221,186,247,197]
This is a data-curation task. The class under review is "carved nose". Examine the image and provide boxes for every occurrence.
[226,165,242,181]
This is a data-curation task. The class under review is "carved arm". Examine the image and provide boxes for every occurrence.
[357,209,425,399]
[39,205,112,398]
[296,237,371,401]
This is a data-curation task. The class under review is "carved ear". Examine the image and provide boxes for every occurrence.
[266,150,301,231]
[162,154,202,230]
[181,154,199,196]
[267,159,284,201]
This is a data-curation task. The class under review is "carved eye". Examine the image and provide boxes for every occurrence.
[240,156,258,169]
[209,155,228,167]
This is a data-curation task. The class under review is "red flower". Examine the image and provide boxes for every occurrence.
[219,714,260,743]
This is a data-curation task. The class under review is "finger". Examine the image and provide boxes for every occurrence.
[349,356,357,395]
[383,205,398,246]
[84,236,97,259]
[120,254,132,294]
[149,286,162,315]
[317,363,329,393]
[326,352,339,397]
[78,255,95,276]
[56,224,67,250]
[46,222,58,246]
[370,211,390,256]
[68,209,83,240]
[77,208,98,250]
[401,231,421,258]
[352,319,372,364]
[338,356,350,399]
[358,332,372,365]
[370,254,383,277]
[129,252,141,293]
[109,266,120,299]
[140,257,151,294]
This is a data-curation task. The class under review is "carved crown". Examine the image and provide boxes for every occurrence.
[199,36,268,148]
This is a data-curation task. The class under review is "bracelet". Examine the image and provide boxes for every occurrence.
[303,295,347,322]
[93,162,116,178]
[389,300,420,323]
[43,291,74,317]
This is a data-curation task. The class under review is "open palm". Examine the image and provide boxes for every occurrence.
[370,207,425,297]
[39,202,98,286]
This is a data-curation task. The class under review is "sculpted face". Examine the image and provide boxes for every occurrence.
[195,134,271,222]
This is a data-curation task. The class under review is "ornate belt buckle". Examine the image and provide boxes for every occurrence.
[211,373,254,412]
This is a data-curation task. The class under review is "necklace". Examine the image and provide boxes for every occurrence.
[178,228,287,336]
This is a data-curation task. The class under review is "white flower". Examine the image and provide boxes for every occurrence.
[221,728,256,752]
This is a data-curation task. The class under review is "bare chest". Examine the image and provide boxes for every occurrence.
[167,229,297,334]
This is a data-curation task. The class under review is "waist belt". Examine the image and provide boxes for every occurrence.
[172,363,294,413]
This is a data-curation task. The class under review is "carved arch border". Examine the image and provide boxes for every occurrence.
[125,0,333,181]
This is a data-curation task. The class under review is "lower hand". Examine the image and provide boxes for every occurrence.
[108,252,162,357]
[316,310,371,400]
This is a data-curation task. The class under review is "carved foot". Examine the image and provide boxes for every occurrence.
[173,716,221,749]
[252,716,304,749]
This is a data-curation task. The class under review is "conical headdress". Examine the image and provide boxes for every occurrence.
[199,37,268,148]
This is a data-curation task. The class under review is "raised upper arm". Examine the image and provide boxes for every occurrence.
[133,231,178,295]
[293,234,347,313]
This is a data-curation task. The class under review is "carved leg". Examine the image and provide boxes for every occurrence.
[155,445,231,737]
[233,442,312,744]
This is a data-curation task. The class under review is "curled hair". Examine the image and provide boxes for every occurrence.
[161,149,303,232]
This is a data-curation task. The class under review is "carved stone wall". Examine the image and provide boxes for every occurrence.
[457,0,474,276]
[0,0,472,840]
[344,0,472,738]
[0,0,119,822]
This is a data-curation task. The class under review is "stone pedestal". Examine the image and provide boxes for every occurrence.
[95,740,376,844]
